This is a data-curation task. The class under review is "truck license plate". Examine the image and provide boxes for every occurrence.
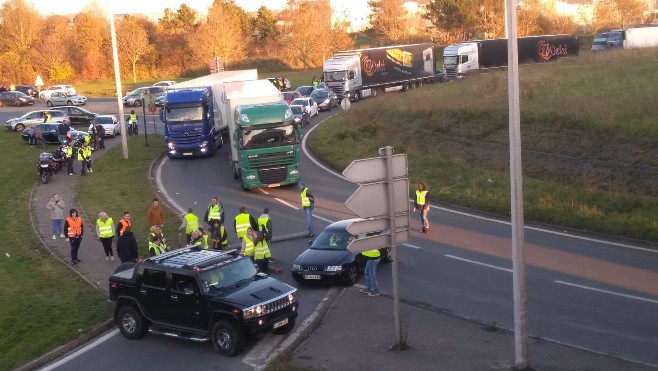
[304,274,321,280]
[273,318,288,329]
[267,183,280,188]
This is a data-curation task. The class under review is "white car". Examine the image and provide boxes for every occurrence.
[91,114,120,137]
[39,85,76,99]
[153,81,177,87]
[291,97,318,117]
[46,91,87,106]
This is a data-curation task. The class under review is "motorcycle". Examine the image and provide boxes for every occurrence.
[37,152,54,184]
[50,145,66,173]
[127,119,138,137]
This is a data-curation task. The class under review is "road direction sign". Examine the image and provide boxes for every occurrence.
[340,98,351,111]
[347,230,410,254]
[346,216,409,236]
[342,154,407,184]
[344,178,409,219]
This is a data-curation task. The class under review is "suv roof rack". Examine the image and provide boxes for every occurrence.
[145,247,239,270]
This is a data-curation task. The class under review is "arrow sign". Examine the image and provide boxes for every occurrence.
[347,230,410,254]
[346,216,409,236]
[344,178,409,219]
[342,154,407,184]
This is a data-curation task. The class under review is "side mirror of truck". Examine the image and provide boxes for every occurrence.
[296,124,304,141]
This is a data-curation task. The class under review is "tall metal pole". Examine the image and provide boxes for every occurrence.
[107,0,128,159]
[380,145,401,345]
[505,0,529,368]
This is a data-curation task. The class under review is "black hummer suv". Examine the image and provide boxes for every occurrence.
[109,247,299,356]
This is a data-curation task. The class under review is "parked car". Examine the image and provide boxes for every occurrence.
[14,85,38,98]
[56,106,97,126]
[310,89,339,111]
[123,86,165,107]
[290,97,318,117]
[153,80,176,87]
[294,85,315,97]
[267,77,291,90]
[290,105,310,127]
[39,85,76,99]
[21,123,61,144]
[0,91,35,107]
[291,219,392,285]
[154,93,166,107]
[5,110,69,131]
[283,91,302,105]
[92,115,120,137]
[45,91,87,107]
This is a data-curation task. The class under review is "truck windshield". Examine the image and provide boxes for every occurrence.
[443,55,458,66]
[166,106,204,123]
[323,71,347,82]
[241,122,297,149]
[199,258,257,293]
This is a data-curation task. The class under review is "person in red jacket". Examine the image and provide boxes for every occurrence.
[64,209,84,266]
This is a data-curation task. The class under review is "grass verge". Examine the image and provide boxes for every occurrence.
[0,131,109,371]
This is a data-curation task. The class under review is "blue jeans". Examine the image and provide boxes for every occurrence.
[304,206,314,234]
[52,219,64,236]
[365,259,380,293]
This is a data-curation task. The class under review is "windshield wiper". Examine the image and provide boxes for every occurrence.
[231,277,252,288]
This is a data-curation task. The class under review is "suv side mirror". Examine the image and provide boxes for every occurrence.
[183,287,195,295]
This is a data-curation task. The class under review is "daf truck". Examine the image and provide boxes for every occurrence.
[591,27,658,51]
[222,80,303,190]
[322,43,435,101]
[443,35,579,80]
[162,70,257,158]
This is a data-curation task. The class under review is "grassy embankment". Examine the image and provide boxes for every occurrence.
[309,49,658,243]
[0,132,108,370]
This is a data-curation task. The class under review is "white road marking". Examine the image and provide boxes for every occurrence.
[301,118,348,181]
[39,329,119,371]
[156,157,185,215]
[445,254,512,273]
[313,214,334,223]
[275,198,299,210]
[555,280,658,305]
[402,243,421,249]
[257,188,269,195]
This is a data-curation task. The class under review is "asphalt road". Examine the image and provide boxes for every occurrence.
[6,99,658,369]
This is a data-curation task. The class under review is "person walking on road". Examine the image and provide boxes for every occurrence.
[116,212,132,237]
[234,206,256,240]
[46,194,66,239]
[204,196,224,226]
[116,226,138,262]
[299,182,315,237]
[148,235,167,257]
[95,211,115,261]
[209,219,227,250]
[413,182,430,233]
[64,209,83,266]
[253,229,271,274]
[64,140,75,176]
[258,208,272,241]
[147,198,165,227]
[179,208,199,244]
[361,247,381,296]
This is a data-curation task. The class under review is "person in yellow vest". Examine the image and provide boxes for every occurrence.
[44,111,52,123]
[77,141,92,175]
[179,208,199,244]
[204,196,225,226]
[149,225,167,250]
[64,140,75,176]
[148,235,167,257]
[241,227,261,261]
[253,229,271,274]
[200,227,210,248]
[209,219,228,250]
[258,208,272,242]
[64,208,84,266]
[299,182,315,237]
[116,212,132,237]
[234,206,256,240]
[190,229,206,249]
[96,211,115,261]
[413,182,430,233]
[362,248,381,296]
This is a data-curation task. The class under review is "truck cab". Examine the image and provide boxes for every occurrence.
[443,42,479,80]
[591,30,624,51]
[322,55,362,100]
[109,247,299,357]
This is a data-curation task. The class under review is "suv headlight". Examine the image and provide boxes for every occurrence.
[288,291,297,303]
[325,265,342,272]
[243,304,266,319]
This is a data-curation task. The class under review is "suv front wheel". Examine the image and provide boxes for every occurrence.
[212,320,244,356]
[117,305,149,340]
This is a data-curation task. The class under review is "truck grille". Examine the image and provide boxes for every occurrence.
[445,67,457,80]
[170,127,203,145]
[248,151,294,168]
[326,84,344,98]
[258,167,287,184]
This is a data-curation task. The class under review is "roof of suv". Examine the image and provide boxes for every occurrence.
[145,247,242,271]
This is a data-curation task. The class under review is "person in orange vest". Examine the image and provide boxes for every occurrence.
[64,208,84,266]
[116,211,132,236]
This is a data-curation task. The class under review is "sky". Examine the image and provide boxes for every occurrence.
[26,0,289,16]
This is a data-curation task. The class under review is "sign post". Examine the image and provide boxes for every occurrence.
[342,146,409,348]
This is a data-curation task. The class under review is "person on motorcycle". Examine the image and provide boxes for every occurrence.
[129,110,138,135]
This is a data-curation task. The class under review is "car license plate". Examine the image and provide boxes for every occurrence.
[267,183,280,188]
[304,274,321,280]
[182,152,193,156]
[273,318,288,329]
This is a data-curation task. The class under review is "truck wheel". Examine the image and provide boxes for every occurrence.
[272,319,296,335]
[211,320,244,357]
[117,305,148,340]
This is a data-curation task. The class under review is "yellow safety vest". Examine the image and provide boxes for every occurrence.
[129,113,138,122]
[97,218,114,238]
[149,241,165,256]
[362,249,381,258]
[45,112,52,122]
[65,145,73,157]
[258,215,270,233]
[300,188,310,207]
[416,190,428,205]
[254,239,271,260]
[203,234,209,249]
[219,225,227,247]
[185,213,198,234]
[149,232,166,250]
[235,213,250,238]
[208,204,221,221]
[243,235,254,256]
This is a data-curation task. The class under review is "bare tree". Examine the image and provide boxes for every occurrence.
[116,16,152,83]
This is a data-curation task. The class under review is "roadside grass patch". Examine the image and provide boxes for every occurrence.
[0,131,109,371]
